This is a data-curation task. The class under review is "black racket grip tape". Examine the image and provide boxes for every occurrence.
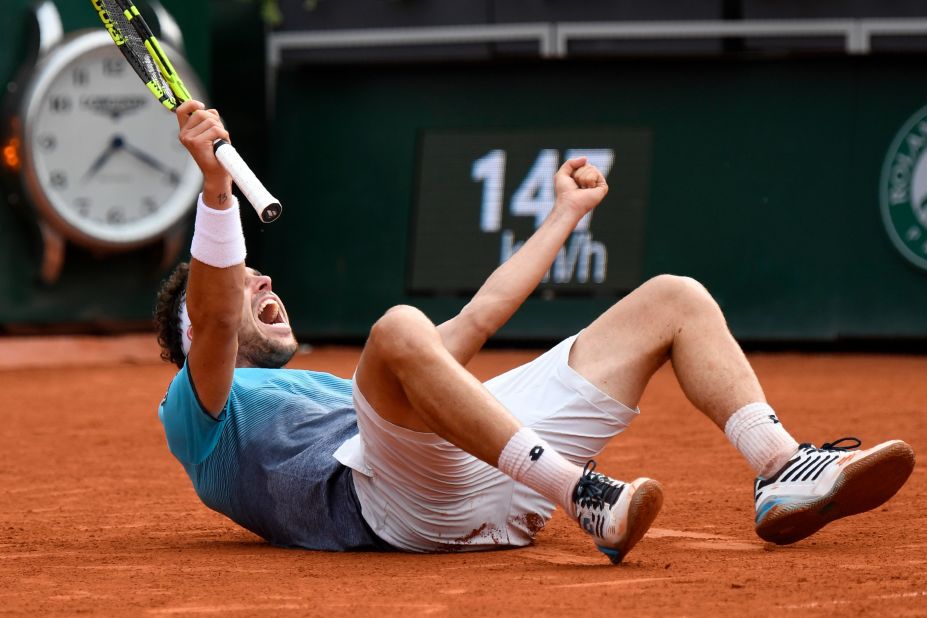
[260,203,282,223]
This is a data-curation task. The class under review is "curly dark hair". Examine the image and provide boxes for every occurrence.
[154,261,190,368]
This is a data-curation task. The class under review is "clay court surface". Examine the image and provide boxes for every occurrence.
[0,335,924,616]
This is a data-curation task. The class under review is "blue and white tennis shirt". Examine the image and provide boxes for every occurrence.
[158,364,391,551]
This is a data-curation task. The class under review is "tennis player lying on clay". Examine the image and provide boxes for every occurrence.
[154,100,916,563]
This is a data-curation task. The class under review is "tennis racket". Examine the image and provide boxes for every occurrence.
[90,0,282,223]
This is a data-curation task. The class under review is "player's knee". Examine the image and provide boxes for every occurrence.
[371,305,429,342]
[368,305,438,364]
[645,274,719,316]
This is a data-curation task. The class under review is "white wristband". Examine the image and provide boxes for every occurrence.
[190,193,247,268]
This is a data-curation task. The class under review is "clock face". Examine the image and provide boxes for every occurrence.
[22,31,203,248]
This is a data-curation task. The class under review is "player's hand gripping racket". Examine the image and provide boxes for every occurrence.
[90,0,282,223]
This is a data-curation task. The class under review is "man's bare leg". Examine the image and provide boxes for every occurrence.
[355,304,521,466]
[569,274,798,476]
[354,303,663,562]
[570,274,764,424]
[569,274,917,546]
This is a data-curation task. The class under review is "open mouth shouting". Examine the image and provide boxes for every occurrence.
[254,295,290,332]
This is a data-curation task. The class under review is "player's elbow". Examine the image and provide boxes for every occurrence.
[457,309,497,344]
[459,296,509,341]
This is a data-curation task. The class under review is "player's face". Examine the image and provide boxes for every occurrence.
[236,267,298,368]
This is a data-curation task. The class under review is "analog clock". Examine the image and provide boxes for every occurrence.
[19,28,204,250]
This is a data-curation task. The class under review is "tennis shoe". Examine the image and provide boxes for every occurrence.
[754,437,915,545]
[572,461,663,565]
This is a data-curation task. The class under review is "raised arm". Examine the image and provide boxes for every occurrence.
[175,100,244,416]
[437,157,608,364]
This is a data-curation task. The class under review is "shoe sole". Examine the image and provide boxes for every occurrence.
[597,479,664,565]
[755,441,916,545]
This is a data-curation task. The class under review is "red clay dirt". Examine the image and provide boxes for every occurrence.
[0,336,924,616]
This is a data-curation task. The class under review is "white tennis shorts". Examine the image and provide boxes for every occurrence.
[333,334,640,552]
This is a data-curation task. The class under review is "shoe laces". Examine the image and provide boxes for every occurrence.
[820,437,861,451]
[755,437,864,501]
[573,460,624,510]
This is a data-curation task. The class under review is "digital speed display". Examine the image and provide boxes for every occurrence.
[409,128,652,295]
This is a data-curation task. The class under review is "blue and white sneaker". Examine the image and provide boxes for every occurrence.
[572,461,663,565]
[754,438,915,545]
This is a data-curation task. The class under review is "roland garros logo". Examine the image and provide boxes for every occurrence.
[880,104,927,271]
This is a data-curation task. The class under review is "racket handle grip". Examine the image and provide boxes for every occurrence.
[212,139,282,223]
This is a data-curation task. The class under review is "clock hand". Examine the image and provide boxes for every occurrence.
[121,140,181,185]
[82,136,122,182]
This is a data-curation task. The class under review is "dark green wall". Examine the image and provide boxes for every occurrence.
[2,2,926,343]
[264,56,927,342]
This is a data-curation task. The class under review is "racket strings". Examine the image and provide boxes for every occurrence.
[98,0,177,109]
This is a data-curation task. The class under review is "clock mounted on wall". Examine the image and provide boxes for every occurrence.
[4,0,204,283]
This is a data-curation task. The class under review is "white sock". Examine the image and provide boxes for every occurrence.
[498,427,583,514]
[724,402,800,477]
